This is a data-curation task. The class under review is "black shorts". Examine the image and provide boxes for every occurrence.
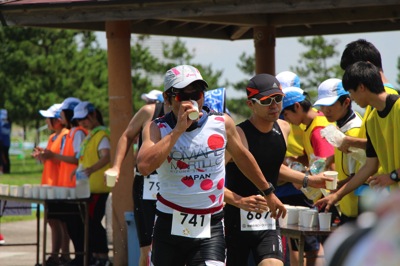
[133,175,157,247]
[226,227,283,265]
[224,205,284,265]
[151,210,226,266]
[279,193,320,252]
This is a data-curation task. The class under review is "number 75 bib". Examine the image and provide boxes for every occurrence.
[143,174,160,200]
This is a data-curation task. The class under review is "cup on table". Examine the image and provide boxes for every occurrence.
[286,206,299,225]
[32,185,40,198]
[23,184,33,198]
[306,209,319,227]
[296,206,309,227]
[319,212,332,229]
[324,171,338,190]
[302,211,315,228]
[278,205,289,227]
[39,186,48,199]
[0,184,9,196]
[188,100,200,120]
[47,186,55,199]
[105,169,118,187]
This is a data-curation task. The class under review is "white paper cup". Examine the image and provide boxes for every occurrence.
[47,186,55,199]
[324,171,338,190]
[23,184,32,198]
[319,212,332,229]
[0,184,9,195]
[303,211,315,228]
[286,206,299,225]
[32,185,40,198]
[188,100,199,120]
[105,169,118,187]
[39,186,48,199]
[10,185,19,197]
[58,187,68,199]
[306,209,319,227]
[296,206,309,226]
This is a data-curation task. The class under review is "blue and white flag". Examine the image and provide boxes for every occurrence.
[204,87,227,113]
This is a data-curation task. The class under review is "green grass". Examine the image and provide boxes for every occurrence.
[1,153,43,223]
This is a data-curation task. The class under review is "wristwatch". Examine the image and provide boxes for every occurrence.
[260,182,275,196]
[390,170,400,182]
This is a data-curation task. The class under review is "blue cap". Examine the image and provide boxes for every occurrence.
[282,91,306,110]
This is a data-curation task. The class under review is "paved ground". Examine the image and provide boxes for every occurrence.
[0,219,114,266]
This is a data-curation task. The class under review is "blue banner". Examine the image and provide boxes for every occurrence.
[204,87,226,113]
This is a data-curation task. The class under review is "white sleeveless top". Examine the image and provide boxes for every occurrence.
[156,113,227,214]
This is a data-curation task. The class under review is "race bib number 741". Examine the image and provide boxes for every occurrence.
[171,210,211,238]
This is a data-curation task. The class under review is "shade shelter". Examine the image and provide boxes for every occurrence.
[2,1,400,264]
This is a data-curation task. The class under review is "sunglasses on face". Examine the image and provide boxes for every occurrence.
[251,95,284,106]
[170,89,204,102]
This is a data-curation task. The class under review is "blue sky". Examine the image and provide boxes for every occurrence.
[96,31,400,99]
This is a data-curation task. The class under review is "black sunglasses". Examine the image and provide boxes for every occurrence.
[168,89,204,102]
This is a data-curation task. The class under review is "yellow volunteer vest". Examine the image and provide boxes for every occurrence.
[366,99,400,191]
[286,124,305,157]
[335,114,362,217]
[79,127,111,193]
[359,86,398,139]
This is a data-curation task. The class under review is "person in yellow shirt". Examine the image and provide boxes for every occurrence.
[67,101,112,266]
[338,39,398,152]
[314,78,363,224]
[315,62,400,213]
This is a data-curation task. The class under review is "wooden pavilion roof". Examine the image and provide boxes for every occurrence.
[1,0,400,40]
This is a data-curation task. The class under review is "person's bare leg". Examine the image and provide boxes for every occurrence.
[305,244,324,266]
[60,222,71,262]
[48,219,62,262]
[139,245,151,266]
[258,258,284,266]
[288,241,299,266]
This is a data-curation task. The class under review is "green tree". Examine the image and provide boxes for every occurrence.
[0,27,108,139]
[0,30,223,140]
[228,36,344,115]
[292,36,343,99]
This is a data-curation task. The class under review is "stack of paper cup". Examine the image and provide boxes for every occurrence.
[23,184,33,198]
[303,211,316,228]
[278,205,290,227]
[296,206,310,227]
[32,185,40,198]
[47,186,55,199]
[286,206,299,225]
[0,184,9,195]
